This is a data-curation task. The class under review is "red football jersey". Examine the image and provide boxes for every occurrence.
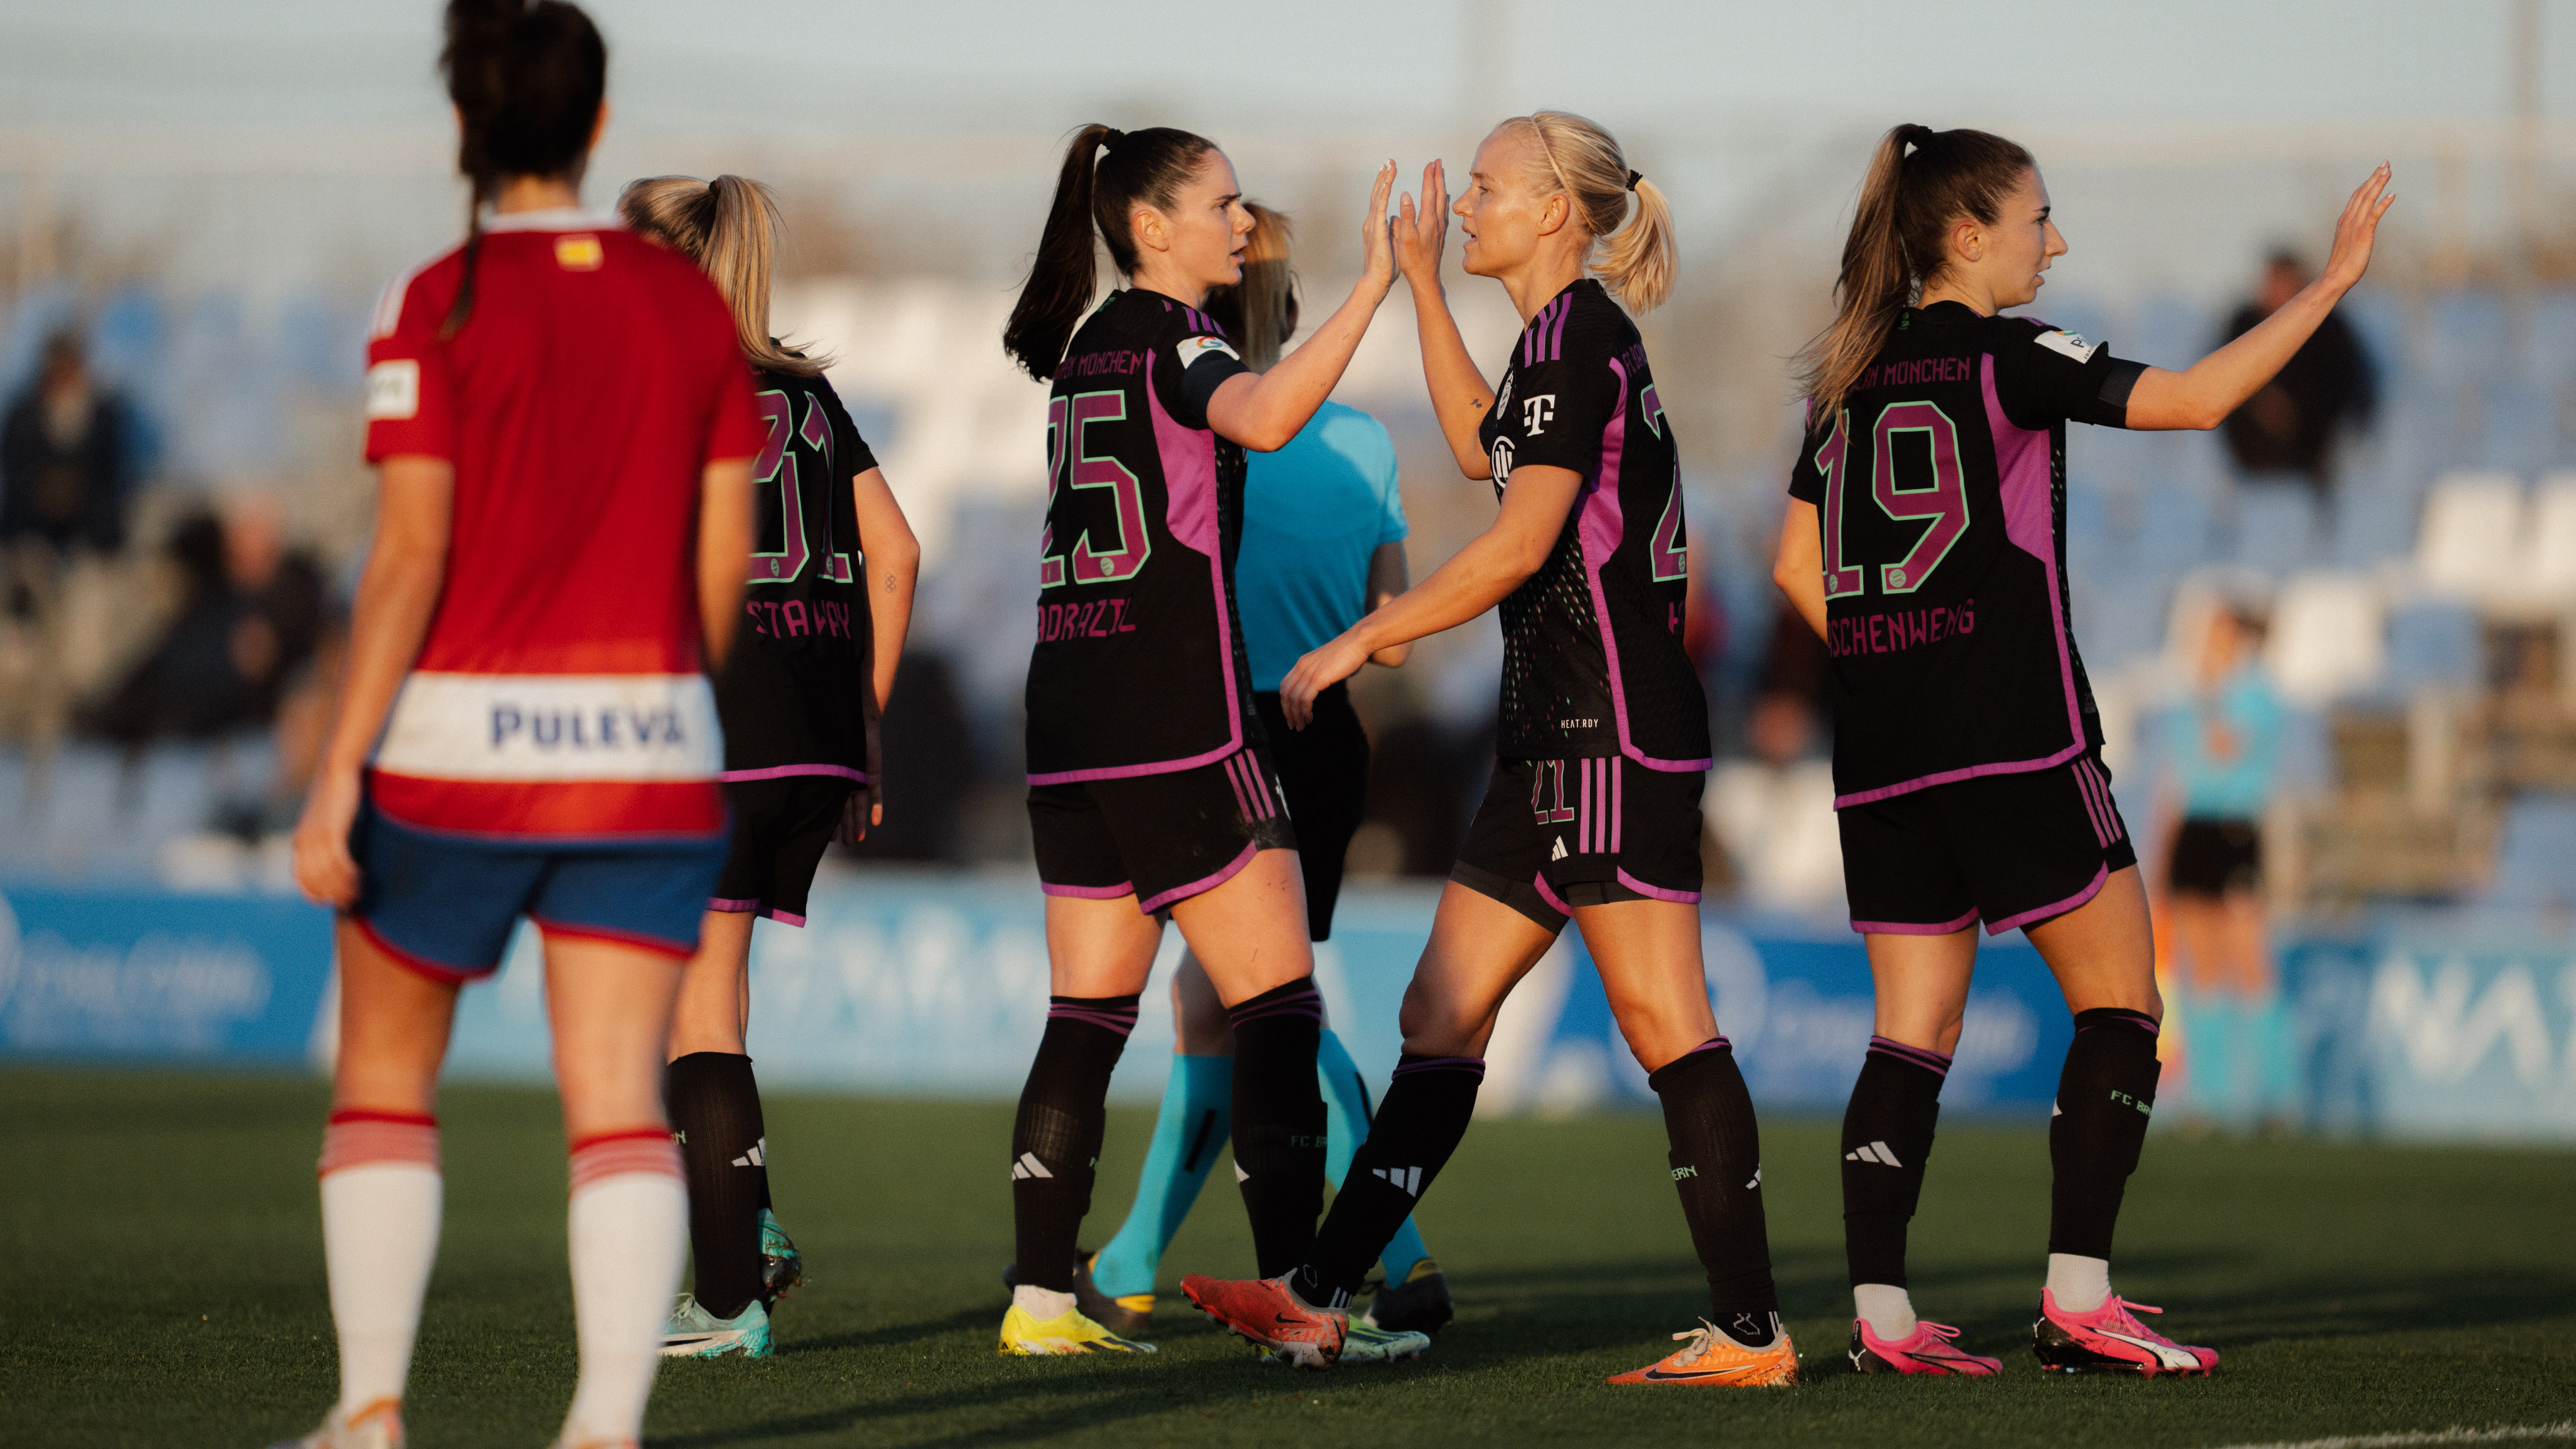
[361,209,765,840]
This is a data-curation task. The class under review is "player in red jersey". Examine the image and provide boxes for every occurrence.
[619,172,920,1361]
[1183,113,1795,1386]
[1775,125,2390,1378]
[272,6,761,1447]
[991,125,1400,1356]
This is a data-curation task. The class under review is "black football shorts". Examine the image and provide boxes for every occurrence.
[710,772,857,926]
[1451,755,1705,934]
[1838,750,2136,937]
[1253,684,1370,942]
[1029,744,1300,916]
[2167,817,2261,898]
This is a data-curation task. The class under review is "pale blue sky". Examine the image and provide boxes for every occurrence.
[4,0,2571,135]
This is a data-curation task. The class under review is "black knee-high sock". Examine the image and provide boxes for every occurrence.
[2048,1008,2162,1260]
[1842,1036,1949,1290]
[666,1052,769,1319]
[1010,994,1139,1293]
[1297,1053,1483,1306]
[1226,977,1327,1279]
[1651,1038,1779,1329]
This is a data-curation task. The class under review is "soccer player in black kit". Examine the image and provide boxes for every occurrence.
[1185,112,1796,1386]
[620,174,920,1360]
[1773,126,2391,1377]
[993,125,1403,1355]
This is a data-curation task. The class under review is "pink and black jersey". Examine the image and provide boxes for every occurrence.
[362,209,765,841]
[1476,279,1708,770]
[1784,301,2145,807]
[715,361,880,785]
[1024,288,1256,782]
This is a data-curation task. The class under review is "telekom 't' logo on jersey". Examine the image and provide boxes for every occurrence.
[1522,394,1557,435]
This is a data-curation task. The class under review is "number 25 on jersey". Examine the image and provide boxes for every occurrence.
[1810,402,1970,601]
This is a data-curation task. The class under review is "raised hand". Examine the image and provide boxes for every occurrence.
[1359,159,1399,290]
[1393,158,1450,287]
[2320,163,2395,295]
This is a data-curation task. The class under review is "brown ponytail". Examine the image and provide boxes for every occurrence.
[1795,124,2035,421]
[618,174,828,376]
[1002,123,1220,381]
[438,0,607,340]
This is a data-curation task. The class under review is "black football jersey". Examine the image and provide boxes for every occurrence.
[1476,280,1709,769]
[1784,302,2146,806]
[1024,289,1258,782]
[715,363,880,782]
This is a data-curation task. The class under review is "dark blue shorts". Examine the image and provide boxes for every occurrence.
[349,801,730,980]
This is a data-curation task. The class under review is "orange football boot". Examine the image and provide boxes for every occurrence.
[1607,1316,1800,1387]
[1180,1273,1347,1369]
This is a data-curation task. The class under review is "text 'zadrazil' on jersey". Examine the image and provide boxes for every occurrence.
[1785,302,2146,808]
[362,209,765,841]
[1025,290,1259,783]
[1476,278,1709,772]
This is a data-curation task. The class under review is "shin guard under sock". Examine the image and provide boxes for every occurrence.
[1649,1038,1780,1322]
[1225,977,1327,1279]
[664,1052,769,1319]
[1090,1053,1234,1299]
[1009,994,1138,1293]
[2047,1007,2162,1260]
[1298,1053,1482,1306]
[1841,1036,1950,1291]
[1317,1027,1433,1284]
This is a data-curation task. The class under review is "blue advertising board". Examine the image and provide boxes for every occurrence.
[4,876,2572,1142]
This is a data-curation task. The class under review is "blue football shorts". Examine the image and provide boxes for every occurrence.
[348,799,729,980]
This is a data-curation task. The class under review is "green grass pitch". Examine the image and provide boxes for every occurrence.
[3,1069,2572,1447]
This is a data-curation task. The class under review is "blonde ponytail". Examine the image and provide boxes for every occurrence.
[618,173,830,377]
[1506,111,1676,313]
[1203,203,1295,368]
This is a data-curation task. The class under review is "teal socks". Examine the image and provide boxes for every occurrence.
[1088,1030,1432,1298]
[1090,1053,1233,1299]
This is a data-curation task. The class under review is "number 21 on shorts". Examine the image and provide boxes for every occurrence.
[1811,401,1970,600]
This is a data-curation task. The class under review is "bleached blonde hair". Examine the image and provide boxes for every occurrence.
[1502,111,1676,313]
[618,173,830,376]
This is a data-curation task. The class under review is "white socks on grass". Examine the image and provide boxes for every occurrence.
[560,1133,689,1447]
[1853,1283,1917,1341]
[2047,1252,2113,1313]
[318,1113,445,1418]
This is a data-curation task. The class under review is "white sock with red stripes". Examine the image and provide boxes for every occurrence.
[560,1129,688,1446]
[318,1110,443,1417]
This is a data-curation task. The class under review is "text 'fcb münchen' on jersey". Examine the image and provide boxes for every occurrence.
[1024,290,1257,783]
[361,209,765,841]
[1474,279,1709,771]
[717,361,881,786]
[1785,302,2146,808]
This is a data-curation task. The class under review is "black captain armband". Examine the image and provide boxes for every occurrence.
[2099,358,2146,412]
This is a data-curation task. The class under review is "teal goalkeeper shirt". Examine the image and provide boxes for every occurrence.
[1237,400,1409,692]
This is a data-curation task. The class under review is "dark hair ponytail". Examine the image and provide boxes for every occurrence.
[1795,123,2035,421]
[1002,123,1221,381]
[438,0,608,340]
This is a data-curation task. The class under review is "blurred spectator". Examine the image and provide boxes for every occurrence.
[2218,252,2376,501]
[77,496,331,825]
[1,328,138,556]
[2157,604,2298,1128]
[2,328,145,801]
[1706,607,1843,913]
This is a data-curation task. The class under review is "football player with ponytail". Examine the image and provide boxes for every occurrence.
[620,173,920,1362]
[275,4,761,1445]
[1185,112,1796,1388]
[993,126,1401,1356]
[1774,124,2390,1377]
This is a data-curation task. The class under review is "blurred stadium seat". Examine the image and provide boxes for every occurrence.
[2266,571,2384,706]
[2415,471,2525,603]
